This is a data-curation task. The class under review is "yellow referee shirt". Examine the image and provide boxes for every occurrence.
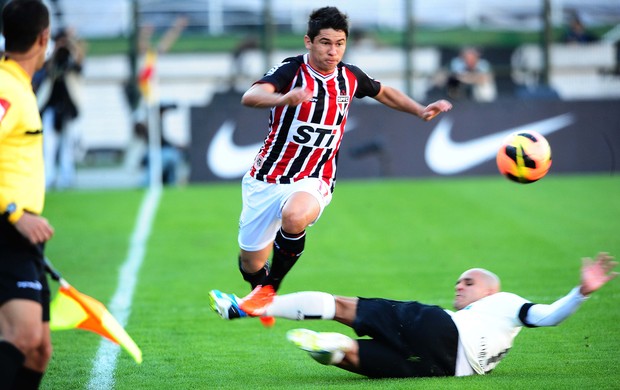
[0,56,45,223]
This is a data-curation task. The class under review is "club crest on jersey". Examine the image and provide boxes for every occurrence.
[253,154,264,169]
[337,93,349,115]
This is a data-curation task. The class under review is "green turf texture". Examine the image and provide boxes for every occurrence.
[41,175,619,389]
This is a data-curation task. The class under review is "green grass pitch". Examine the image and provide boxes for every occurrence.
[41,175,619,389]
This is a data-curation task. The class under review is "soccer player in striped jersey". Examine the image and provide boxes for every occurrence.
[210,6,452,318]
[0,1,54,388]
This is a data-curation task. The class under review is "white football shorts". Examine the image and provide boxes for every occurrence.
[238,172,332,251]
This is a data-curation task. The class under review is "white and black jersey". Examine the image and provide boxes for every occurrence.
[449,287,587,375]
[450,292,529,375]
[249,54,382,190]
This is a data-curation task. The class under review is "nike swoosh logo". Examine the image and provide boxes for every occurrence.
[207,120,261,179]
[207,119,358,179]
[425,113,575,175]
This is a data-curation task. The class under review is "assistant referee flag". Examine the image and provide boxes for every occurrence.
[50,281,143,364]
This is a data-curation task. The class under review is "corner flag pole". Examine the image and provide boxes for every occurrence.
[146,52,163,190]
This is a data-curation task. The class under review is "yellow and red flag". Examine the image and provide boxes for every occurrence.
[138,49,157,102]
[50,281,143,364]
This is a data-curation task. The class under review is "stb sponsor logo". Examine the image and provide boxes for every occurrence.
[337,93,349,115]
[291,125,340,148]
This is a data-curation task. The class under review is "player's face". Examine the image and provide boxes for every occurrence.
[304,28,347,74]
[453,270,495,310]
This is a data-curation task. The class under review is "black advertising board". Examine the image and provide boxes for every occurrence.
[189,91,620,182]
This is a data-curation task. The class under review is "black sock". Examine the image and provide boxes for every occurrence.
[264,229,306,291]
[11,366,44,390]
[0,341,25,388]
[238,256,270,290]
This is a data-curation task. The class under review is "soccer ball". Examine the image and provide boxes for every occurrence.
[496,131,552,184]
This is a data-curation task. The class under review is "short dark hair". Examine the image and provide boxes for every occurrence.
[307,6,349,42]
[2,0,49,53]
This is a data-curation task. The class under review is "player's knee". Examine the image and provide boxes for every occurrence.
[26,340,53,371]
[281,208,313,233]
[334,296,358,326]
[9,328,44,355]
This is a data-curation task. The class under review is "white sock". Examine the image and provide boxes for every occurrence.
[265,292,336,320]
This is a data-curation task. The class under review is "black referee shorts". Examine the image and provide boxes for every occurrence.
[0,216,50,322]
[352,298,458,378]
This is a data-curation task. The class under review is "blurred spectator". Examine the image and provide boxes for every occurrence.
[123,17,188,185]
[135,104,186,186]
[563,15,597,44]
[447,47,497,102]
[38,27,86,189]
[229,36,259,91]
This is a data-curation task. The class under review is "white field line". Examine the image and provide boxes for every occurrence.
[87,187,162,389]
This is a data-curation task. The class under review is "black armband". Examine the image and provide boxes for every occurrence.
[518,302,539,328]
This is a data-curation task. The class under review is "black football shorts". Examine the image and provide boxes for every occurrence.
[0,216,50,321]
[352,297,458,378]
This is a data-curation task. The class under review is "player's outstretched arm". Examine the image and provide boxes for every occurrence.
[580,252,618,296]
[241,84,312,108]
[519,252,617,328]
[373,85,452,121]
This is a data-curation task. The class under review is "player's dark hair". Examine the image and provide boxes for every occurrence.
[307,6,349,41]
[2,0,50,53]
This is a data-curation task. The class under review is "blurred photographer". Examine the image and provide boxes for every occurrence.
[446,47,497,102]
[38,27,85,189]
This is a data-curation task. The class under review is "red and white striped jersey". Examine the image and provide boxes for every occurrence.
[249,53,381,191]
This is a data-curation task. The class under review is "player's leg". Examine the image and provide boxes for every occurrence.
[0,225,51,387]
[287,328,359,368]
[261,191,318,291]
[42,109,58,189]
[279,296,362,372]
[12,322,52,389]
[278,296,361,370]
[239,248,272,289]
[354,339,419,378]
[352,299,459,377]
[57,122,77,189]
[237,173,286,289]
[243,292,359,325]
[290,332,419,378]
[0,299,46,387]
[14,274,53,387]
[262,177,331,292]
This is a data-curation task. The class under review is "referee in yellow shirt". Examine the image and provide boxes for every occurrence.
[0,1,54,388]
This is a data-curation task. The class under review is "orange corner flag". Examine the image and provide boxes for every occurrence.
[50,283,143,364]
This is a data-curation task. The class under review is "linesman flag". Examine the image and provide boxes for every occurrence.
[46,259,143,364]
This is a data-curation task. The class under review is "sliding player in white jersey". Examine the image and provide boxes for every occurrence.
[212,253,617,378]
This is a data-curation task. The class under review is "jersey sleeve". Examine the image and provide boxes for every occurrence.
[344,63,382,99]
[519,286,587,328]
[256,56,303,93]
[0,96,25,222]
